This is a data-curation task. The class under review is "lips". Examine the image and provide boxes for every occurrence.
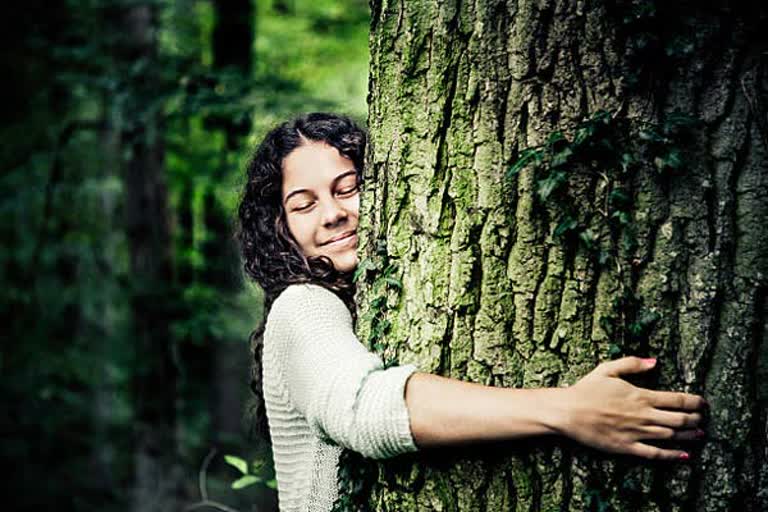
[322,231,356,246]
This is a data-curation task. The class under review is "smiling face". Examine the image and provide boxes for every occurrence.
[281,141,360,273]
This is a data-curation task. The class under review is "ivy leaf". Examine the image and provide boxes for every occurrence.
[353,258,377,282]
[609,188,631,207]
[573,125,594,146]
[664,148,683,169]
[579,228,597,250]
[622,232,638,252]
[536,171,567,201]
[550,146,573,167]
[600,315,616,336]
[546,131,566,146]
[620,152,635,172]
[232,475,261,490]
[508,148,543,178]
[382,263,398,277]
[554,216,579,237]
[370,295,386,309]
[224,455,248,475]
[384,276,402,289]
[611,210,631,226]
[639,128,666,143]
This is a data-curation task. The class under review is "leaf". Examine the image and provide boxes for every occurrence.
[554,216,578,237]
[232,475,261,490]
[224,455,248,475]
[579,229,596,250]
[598,250,612,266]
[546,131,565,146]
[384,276,402,289]
[507,148,543,178]
[352,258,377,282]
[611,210,631,226]
[266,479,278,489]
[550,146,573,167]
[382,263,398,277]
[609,188,631,207]
[628,322,644,336]
[665,148,683,169]
[639,128,665,143]
[622,232,638,252]
[370,295,386,310]
[621,152,635,172]
[536,171,567,201]
[608,344,622,357]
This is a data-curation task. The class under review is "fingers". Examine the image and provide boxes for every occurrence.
[596,356,657,377]
[639,426,706,441]
[648,390,707,411]
[671,429,706,441]
[650,409,702,429]
[628,442,691,461]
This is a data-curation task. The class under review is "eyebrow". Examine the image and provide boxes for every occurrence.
[283,169,357,204]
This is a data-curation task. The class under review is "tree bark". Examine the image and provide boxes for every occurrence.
[361,1,768,510]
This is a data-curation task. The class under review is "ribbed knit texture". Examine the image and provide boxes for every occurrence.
[263,284,418,512]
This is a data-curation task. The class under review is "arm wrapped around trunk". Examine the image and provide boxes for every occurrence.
[267,284,418,459]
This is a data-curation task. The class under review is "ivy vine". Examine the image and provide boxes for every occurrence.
[332,241,403,512]
[507,109,695,357]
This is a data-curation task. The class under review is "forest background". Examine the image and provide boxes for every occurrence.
[1,1,370,511]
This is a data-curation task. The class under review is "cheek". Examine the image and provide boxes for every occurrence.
[286,214,316,248]
[344,194,360,218]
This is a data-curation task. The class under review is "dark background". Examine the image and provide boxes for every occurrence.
[0,1,369,510]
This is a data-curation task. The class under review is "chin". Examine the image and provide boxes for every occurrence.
[332,252,358,273]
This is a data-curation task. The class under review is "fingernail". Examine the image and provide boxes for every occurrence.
[695,429,706,439]
[679,452,690,461]
[642,357,657,366]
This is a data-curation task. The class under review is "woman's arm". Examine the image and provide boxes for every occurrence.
[405,356,706,460]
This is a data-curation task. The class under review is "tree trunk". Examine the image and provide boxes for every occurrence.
[205,0,253,448]
[118,5,183,511]
[361,1,768,510]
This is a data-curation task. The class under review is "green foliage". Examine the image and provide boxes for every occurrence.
[331,450,379,512]
[225,454,249,475]
[356,243,403,357]
[225,453,277,490]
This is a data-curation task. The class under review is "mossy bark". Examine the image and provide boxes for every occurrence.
[360,1,768,510]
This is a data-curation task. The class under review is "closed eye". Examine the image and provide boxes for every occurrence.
[336,184,359,196]
[292,201,315,212]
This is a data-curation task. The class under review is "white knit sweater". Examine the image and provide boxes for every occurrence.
[262,284,419,512]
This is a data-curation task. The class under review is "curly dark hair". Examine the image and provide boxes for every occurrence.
[237,112,366,442]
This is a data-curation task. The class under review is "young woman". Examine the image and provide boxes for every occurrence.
[237,113,707,511]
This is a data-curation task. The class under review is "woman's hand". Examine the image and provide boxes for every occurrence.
[556,356,707,460]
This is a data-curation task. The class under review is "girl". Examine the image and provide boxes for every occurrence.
[237,113,707,512]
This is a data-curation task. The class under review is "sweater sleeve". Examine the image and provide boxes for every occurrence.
[267,284,418,459]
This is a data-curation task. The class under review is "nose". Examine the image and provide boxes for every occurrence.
[320,197,348,227]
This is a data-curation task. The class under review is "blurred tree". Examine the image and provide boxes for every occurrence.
[358,1,768,511]
[113,4,184,511]
[205,1,253,451]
